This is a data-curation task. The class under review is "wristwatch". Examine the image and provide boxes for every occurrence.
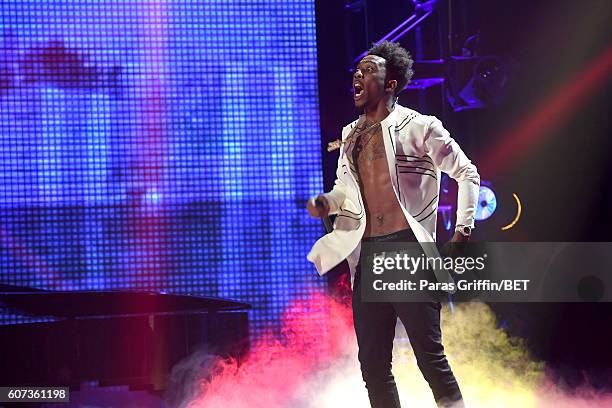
[455,225,472,237]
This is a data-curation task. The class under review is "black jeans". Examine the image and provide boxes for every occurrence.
[352,229,463,408]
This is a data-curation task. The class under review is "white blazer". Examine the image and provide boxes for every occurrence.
[307,104,480,287]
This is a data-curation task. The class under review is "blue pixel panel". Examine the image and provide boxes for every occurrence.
[0,0,325,336]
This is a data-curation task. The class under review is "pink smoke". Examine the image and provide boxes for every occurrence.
[185,289,355,408]
[178,275,612,408]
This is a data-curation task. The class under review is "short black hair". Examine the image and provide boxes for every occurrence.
[367,41,414,96]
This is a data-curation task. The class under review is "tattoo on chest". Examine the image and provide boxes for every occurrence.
[354,129,386,164]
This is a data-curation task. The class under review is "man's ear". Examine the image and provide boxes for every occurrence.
[385,79,398,94]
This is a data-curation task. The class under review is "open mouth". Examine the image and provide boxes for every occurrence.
[353,82,364,99]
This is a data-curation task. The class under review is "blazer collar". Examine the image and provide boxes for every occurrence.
[357,103,401,129]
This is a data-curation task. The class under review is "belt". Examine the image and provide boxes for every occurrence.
[361,228,416,243]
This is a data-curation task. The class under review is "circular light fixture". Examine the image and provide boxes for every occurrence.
[475,185,497,221]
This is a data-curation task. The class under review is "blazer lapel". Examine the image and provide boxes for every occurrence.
[381,108,399,191]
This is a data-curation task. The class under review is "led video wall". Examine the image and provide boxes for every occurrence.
[0,0,326,335]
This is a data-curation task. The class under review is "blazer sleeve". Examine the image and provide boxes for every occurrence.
[320,125,355,215]
[423,116,480,229]
[323,165,346,214]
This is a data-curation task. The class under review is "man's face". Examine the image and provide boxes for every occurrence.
[352,55,387,109]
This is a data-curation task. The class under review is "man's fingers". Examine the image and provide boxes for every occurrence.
[307,196,332,218]
[314,197,329,215]
[307,197,324,218]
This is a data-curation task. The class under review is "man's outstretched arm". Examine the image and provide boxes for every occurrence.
[423,117,480,242]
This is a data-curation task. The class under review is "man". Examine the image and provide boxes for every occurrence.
[307,41,480,408]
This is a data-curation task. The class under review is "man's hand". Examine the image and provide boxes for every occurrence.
[307,196,330,218]
[451,230,470,243]
[441,231,470,259]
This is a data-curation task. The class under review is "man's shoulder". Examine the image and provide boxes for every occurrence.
[339,105,437,135]
[393,104,433,130]
[342,118,360,131]
[340,117,360,140]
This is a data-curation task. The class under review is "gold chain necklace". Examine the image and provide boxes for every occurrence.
[327,120,381,152]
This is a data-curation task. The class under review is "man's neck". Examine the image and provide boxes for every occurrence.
[364,97,395,123]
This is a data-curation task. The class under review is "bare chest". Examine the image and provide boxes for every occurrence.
[350,128,390,179]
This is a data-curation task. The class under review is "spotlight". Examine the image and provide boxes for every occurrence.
[475,185,497,221]
[446,56,510,111]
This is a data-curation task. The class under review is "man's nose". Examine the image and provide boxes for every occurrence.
[353,69,363,80]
